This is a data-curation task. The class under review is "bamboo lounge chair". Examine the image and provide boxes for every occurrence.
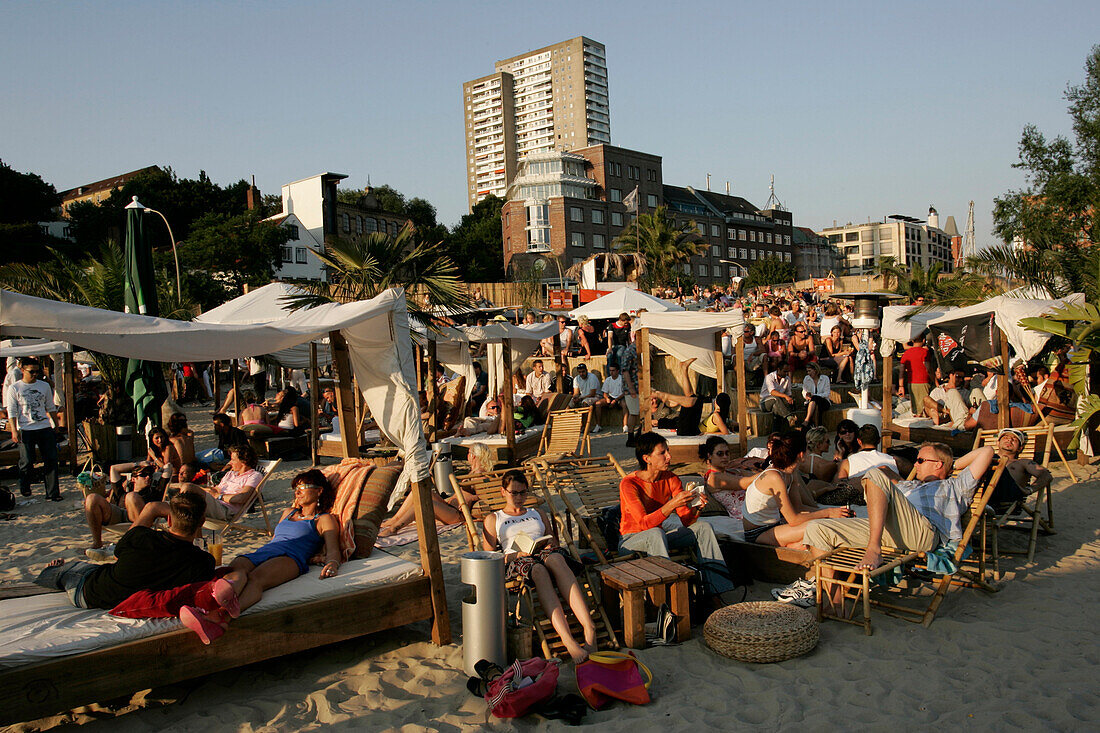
[526,406,593,466]
[813,461,1005,635]
[203,458,280,537]
[450,467,620,660]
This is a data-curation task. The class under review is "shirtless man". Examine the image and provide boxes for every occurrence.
[989,428,1052,506]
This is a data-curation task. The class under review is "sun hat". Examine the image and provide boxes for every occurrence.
[998,427,1028,449]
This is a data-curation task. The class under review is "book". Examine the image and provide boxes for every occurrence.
[507,534,553,554]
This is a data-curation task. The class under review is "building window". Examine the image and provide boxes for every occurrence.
[611,212,623,226]
[710,224,719,237]
[647,169,656,182]
[728,247,735,258]
[609,188,621,202]
[285,225,299,241]
[391,222,399,235]
[765,233,772,244]
[740,248,748,259]
[739,229,747,241]
[710,245,720,257]
[342,213,350,232]
[593,233,606,249]
[712,265,721,276]
[571,206,583,222]
[591,209,604,224]
[785,252,792,262]
[356,216,363,234]
[784,235,791,246]
[751,249,757,260]
[647,194,657,208]
[682,263,691,274]
[727,228,736,240]
[571,232,585,248]
[846,231,859,242]
[697,264,707,275]
[280,246,293,263]
[697,222,706,235]
[295,247,308,264]
[365,217,377,232]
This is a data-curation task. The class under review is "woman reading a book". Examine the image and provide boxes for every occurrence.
[481,470,597,663]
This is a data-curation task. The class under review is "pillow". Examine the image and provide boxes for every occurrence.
[353,464,403,558]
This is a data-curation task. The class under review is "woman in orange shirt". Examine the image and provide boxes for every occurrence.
[618,433,736,599]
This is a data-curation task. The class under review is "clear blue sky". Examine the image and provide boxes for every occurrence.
[2,1,1097,249]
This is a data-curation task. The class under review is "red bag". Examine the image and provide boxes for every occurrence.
[575,651,652,709]
[485,658,560,718]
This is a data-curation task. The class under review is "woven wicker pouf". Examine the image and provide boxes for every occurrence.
[703,601,819,663]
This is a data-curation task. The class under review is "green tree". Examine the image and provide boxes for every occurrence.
[177,211,290,298]
[747,255,797,288]
[984,45,1100,301]
[612,206,705,287]
[0,159,59,223]
[284,224,468,322]
[447,194,505,281]
[370,184,407,215]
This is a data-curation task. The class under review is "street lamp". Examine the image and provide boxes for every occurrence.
[129,196,181,305]
[719,259,748,277]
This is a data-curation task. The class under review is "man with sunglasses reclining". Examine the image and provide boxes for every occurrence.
[774,441,995,607]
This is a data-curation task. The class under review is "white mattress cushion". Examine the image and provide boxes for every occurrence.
[441,426,543,446]
[0,551,422,669]
[653,428,711,444]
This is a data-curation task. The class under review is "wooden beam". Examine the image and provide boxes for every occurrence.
[998,328,1010,430]
[501,340,516,461]
[553,332,565,393]
[735,331,748,454]
[329,330,359,459]
[713,332,726,395]
[882,349,894,450]
[639,328,652,432]
[426,339,439,443]
[61,352,77,474]
[231,360,241,423]
[309,342,320,467]
[212,360,220,413]
[410,478,452,645]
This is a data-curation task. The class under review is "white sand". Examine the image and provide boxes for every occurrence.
[2,408,1098,731]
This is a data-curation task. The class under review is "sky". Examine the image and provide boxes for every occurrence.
[2,1,1098,250]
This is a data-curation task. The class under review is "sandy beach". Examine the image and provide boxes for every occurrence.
[2,405,1098,732]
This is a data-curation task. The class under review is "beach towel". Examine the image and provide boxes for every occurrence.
[373,521,463,549]
[575,651,652,709]
[322,459,372,560]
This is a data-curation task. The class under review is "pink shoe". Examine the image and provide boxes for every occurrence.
[212,578,241,619]
[180,605,226,645]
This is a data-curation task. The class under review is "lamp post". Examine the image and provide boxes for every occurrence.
[128,196,181,305]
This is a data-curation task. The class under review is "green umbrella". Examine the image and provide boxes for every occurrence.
[124,196,166,431]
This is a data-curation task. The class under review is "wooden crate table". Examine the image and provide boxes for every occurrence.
[599,556,694,649]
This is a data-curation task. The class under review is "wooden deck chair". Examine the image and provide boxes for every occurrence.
[449,467,620,660]
[532,454,628,564]
[527,406,593,466]
[203,458,280,537]
[971,424,1055,566]
[814,462,1005,635]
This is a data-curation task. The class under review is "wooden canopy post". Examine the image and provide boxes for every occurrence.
[61,351,77,474]
[997,328,1010,430]
[426,339,439,443]
[411,474,452,645]
[212,360,221,412]
[553,332,565,393]
[329,331,358,459]
[882,348,894,450]
[501,339,516,461]
[713,332,726,395]
[639,327,652,432]
[735,331,748,455]
[231,360,241,423]
[309,343,320,467]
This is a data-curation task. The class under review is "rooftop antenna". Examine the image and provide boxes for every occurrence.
[764,174,786,211]
[706,173,711,191]
[725,181,730,195]
[960,200,976,266]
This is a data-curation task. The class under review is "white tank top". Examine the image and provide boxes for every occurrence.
[742,469,784,527]
[846,450,898,479]
[493,508,545,550]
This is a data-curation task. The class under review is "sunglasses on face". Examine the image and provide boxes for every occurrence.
[915,457,942,465]
[839,429,855,434]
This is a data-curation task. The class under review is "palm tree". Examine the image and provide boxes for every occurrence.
[965,242,1099,302]
[611,207,705,287]
[873,256,997,307]
[0,243,195,423]
[283,223,468,322]
[564,251,647,283]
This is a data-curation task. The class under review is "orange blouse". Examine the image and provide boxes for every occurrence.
[619,470,699,536]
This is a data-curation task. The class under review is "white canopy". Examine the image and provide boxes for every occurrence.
[925,292,1086,363]
[1,338,72,357]
[633,311,745,379]
[0,288,429,481]
[460,322,559,399]
[881,305,951,344]
[569,289,683,320]
[195,282,331,370]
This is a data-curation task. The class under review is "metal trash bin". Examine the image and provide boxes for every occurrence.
[431,442,455,496]
[460,550,506,677]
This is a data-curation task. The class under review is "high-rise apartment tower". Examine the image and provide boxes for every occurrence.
[462,36,611,209]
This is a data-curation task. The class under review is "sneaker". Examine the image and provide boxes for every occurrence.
[85,544,116,562]
[590,425,602,434]
[622,425,629,433]
[772,578,816,607]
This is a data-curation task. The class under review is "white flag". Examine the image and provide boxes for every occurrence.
[622,185,639,212]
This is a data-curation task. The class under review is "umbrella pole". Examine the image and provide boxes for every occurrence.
[501,339,516,463]
[62,352,77,475]
[426,340,439,443]
[882,350,894,450]
[735,332,748,455]
[212,360,220,411]
[639,328,652,432]
[310,343,320,467]
[997,329,1010,431]
[231,361,241,423]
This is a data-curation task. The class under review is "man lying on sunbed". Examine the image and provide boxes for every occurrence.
[37,492,217,610]
[771,442,995,608]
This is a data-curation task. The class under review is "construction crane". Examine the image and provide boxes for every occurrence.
[958,200,975,267]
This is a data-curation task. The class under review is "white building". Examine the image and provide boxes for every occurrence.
[264,212,325,281]
[818,207,955,276]
[266,172,346,282]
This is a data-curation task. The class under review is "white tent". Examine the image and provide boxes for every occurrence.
[632,311,744,379]
[195,282,331,369]
[1,338,72,357]
[569,289,683,320]
[0,288,429,481]
[459,322,558,398]
[881,305,951,344]
[925,292,1085,362]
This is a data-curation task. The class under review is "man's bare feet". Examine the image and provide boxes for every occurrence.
[856,548,881,572]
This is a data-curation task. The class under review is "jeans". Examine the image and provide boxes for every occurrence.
[35,560,98,608]
[619,521,734,595]
[196,447,225,464]
[761,396,793,419]
[18,427,60,498]
[607,345,624,369]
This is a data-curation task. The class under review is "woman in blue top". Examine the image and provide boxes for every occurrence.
[223,469,341,612]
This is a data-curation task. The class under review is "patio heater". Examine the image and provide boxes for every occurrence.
[832,292,905,430]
